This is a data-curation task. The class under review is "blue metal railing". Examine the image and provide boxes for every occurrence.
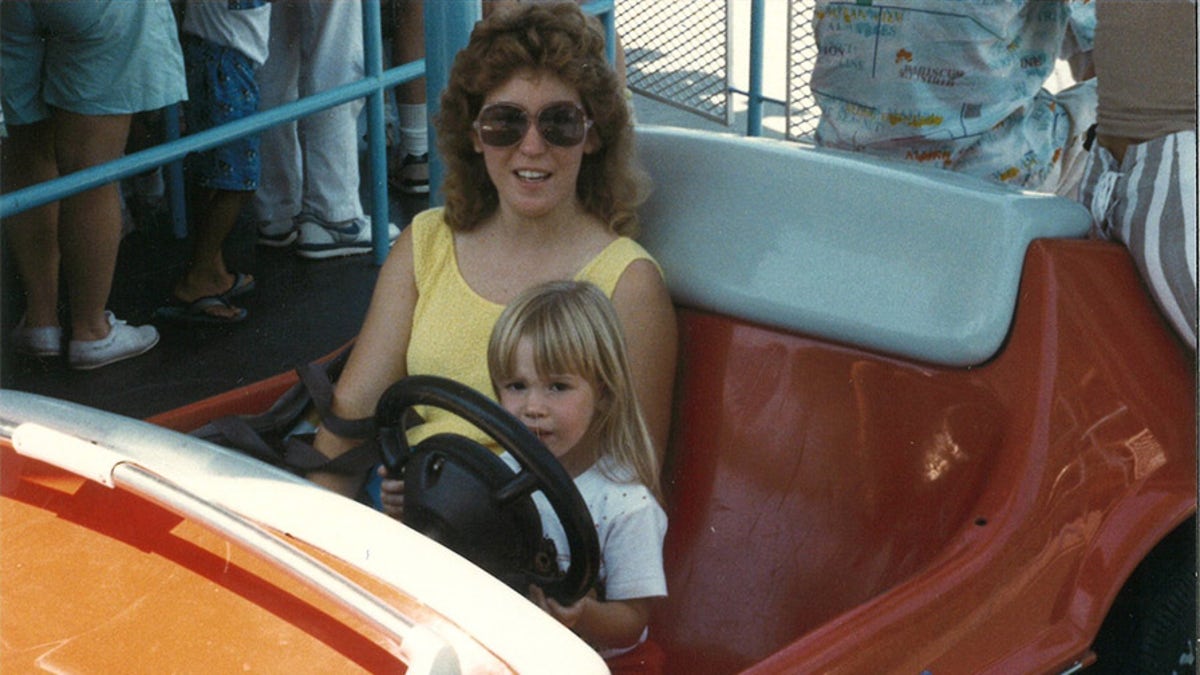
[731,0,786,138]
[746,0,766,136]
[0,0,615,265]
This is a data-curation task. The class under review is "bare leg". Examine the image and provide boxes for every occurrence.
[394,0,425,107]
[391,0,430,194]
[2,119,62,329]
[174,186,252,320]
[52,108,131,341]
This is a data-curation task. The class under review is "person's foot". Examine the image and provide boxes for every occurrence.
[154,295,247,324]
[68,312,159,370]
[11,316,62,357]
[256,217,299,247]
[221,271,256,300]
[172,270,254,321]
[390,152,430,195]
[294,215,400,260]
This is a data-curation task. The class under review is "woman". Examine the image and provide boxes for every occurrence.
[309,2,676,498]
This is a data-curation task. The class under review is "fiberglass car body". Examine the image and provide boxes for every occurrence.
[2,126,1194,674]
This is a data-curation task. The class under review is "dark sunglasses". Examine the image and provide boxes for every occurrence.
[473,102,594,148]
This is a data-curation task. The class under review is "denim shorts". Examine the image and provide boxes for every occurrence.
[183,34,261,191]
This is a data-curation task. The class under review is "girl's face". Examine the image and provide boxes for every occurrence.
[473,69,598,221]
[496,338,600,474]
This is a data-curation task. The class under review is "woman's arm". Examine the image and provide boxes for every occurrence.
[307,227,418,495]
[611,259,677,464]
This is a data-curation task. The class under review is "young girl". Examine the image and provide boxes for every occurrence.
[488,280,667,662]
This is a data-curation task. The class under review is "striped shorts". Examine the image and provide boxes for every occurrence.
[1079,130,1198,351]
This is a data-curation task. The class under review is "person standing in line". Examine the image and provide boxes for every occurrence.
[810,0,1097,196]
[2,0,186,369]
[1077,0,1197,351]
[251,0,398,259]
[156,0,274,324]
[388,0,430,196]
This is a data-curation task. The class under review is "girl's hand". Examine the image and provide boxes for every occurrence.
[529,586,652,649]
[378,465,405,518]
[528,585,594,630]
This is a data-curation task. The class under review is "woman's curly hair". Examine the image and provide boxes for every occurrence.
[436,2,649,236]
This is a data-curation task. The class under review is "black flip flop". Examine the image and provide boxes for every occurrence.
[222,272,256,300]
[154,295,248,324]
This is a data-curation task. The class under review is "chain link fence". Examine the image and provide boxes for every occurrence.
[619,1,733,126]
[619,0,820,142]
[786,1,820,141]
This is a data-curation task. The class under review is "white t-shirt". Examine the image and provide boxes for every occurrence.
[183,0,272,66]
[501,453,668,602]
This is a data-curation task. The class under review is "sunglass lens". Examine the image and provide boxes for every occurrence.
[538,104,588,146]
[477,105,528,147]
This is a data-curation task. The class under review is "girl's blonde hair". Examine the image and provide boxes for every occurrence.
[487,280,661,502]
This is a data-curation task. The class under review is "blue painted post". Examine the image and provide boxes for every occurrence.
[363,0,392,265]
[747,0,765,137]
[163,104,189,239]
[423,0,480,207]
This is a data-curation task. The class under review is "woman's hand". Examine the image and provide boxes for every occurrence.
[378,464,406,518]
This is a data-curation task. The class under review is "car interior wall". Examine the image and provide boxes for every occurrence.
[649,239,1196,674]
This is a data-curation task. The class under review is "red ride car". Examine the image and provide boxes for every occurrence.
[3,127,1194,674]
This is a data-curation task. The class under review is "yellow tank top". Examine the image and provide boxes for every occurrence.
[405,207,659,449]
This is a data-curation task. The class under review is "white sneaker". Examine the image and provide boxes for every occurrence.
[12,317,62,357]
[256,218,299,248]
[294,215,400,260]
[68,311,159,370]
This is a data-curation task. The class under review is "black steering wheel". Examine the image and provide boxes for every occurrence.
[375,375,600,606]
